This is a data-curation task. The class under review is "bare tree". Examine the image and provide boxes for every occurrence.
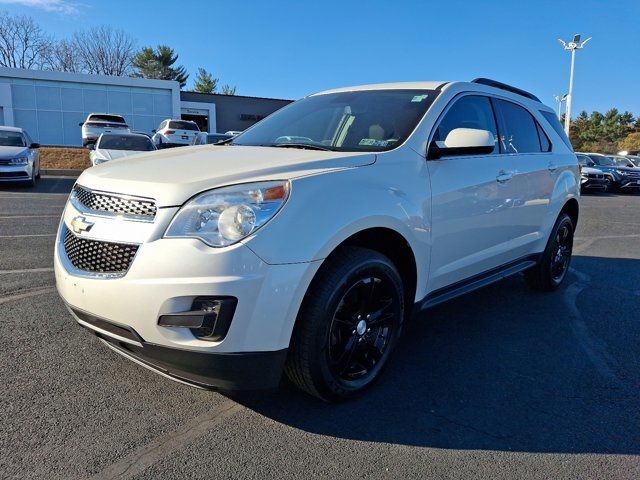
[0,11,53,69]
[48,39,82,73]
[71,26,135,76]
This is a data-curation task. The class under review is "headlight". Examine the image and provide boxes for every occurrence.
[9,155,29,165]
[615,169,627,175]
[164,181,290,247]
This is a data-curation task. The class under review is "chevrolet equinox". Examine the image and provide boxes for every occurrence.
[55,78,580,401]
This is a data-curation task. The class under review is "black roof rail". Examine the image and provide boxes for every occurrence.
[471,78,541,102]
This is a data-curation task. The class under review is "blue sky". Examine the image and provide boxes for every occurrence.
[0,0,638,116]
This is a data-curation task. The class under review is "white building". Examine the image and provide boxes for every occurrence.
[0,67,292,146]
[0,67,180,146]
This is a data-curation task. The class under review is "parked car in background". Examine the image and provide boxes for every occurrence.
[0,126,40,186]
[56,78,580,401]
[80,114,130,147]
[89,133,157,166]
[576,154,611,192]
[152,120,200,148]
[193,132,234,145]
[625,155,640,167]
[609,155,639,169]
[577,152,640,191]
[579,166,607,193]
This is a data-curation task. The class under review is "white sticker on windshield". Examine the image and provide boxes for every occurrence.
[411,94,428,102]
[359,138,388,147]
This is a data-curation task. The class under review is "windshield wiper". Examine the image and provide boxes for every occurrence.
[271,143,333,151]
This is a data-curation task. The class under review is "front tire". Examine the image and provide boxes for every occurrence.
[285,247,404,402]
[525,213,574,291]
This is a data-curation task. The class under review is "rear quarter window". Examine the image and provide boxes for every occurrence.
[540,111,573,150]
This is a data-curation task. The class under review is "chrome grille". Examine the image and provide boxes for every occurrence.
[626,170,640,179]
[587,173,604,179]
[72,185,156,218]
[63,228,139,274]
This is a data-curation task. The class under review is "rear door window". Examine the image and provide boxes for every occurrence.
[493,99,541,154]
[433,95,498,154]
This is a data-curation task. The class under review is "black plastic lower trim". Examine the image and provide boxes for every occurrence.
[418,254,541,310]
[95,332,287,391]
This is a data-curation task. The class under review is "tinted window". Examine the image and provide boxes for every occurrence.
[207,134,233,144]
[588,154,615,166]
[432,95,498,153]
[576,154,593,166]
[541,111,573,150]
[89,114,126,123]
[233,89,437,152]
[494,99,541,154]
[168,121,200,131]
[536,122,551,152]
[98,135,154,151]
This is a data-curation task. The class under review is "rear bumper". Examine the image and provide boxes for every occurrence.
[71,305,288,390]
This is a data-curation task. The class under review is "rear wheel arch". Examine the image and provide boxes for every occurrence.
[560,198,579,229]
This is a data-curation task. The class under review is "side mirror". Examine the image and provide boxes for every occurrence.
[87,143,95,151]
[152,129,157,133]
[29,143,40,149]
[78,122,84,127]
[428,128,495,160]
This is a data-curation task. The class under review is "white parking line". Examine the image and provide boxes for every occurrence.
[91,399,243,479]
[0,215,59,219]
[0,286,56,305]
[0,234,56,238]
[0,267,54,275]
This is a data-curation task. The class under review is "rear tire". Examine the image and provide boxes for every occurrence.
[525,213,574,291]
[284,246,404,402]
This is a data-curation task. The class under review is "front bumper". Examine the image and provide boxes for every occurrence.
[580,176,607,190]
[0,164,32,181]
[619,177,640,189]
[70,305,287,390]
[55,202,320,390]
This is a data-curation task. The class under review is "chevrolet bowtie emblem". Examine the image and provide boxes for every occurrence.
[70,215,94,234]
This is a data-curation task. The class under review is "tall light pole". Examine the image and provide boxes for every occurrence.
[558,34,591,135]
[554,93,568,120]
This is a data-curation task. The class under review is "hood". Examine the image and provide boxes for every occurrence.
[78,145,376,206]
[0,146,29,159]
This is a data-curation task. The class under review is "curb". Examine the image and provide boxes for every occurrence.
[41,169,84,177]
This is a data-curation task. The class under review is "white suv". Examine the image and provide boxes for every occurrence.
[152,119,200,147]
[80,113,130,147]
[55,79,579,401]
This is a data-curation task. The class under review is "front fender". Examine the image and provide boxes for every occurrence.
[242,153,431,296]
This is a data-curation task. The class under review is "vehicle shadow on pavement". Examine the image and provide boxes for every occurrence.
[0,176,76,194]
[233,255,640,454]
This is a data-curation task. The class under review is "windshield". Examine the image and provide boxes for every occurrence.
[98,135,154,151]
[0,131,26,147]
[169,121,199,131]
[232,89,438,152]
[589,155,615,166]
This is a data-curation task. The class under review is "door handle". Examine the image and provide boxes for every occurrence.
[496,171,514,183]
[548,162,558,172]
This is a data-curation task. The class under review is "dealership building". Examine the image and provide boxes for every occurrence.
[0,67,291,146]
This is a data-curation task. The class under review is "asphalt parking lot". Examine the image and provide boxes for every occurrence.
[1,177,639,479]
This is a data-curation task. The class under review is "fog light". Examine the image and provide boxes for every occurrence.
[157,296,237,341]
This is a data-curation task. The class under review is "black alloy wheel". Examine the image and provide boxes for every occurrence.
[285,247,404,401]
